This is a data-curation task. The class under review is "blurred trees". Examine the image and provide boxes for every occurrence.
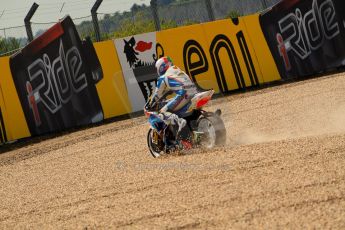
[0,37,21,56]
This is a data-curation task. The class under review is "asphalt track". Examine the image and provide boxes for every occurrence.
[1,73,345,229]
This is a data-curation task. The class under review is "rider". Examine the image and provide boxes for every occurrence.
[147,56,198,146]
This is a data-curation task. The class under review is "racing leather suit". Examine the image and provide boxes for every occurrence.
[150,65,198,131]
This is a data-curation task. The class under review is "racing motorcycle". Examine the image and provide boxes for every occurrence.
[144,89,226,158]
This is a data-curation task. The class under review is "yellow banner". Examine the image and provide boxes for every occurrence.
[0,57,30,142]
[242,14,281,83]
[156,14,281,94]
[94,40,132,119]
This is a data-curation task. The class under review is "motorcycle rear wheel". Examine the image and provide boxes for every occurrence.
[198,115,226,148]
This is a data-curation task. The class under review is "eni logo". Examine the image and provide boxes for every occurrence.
[183,31,259,93]
[276,0,340,71]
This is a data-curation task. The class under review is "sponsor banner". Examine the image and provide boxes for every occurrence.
[10,16,104,136]
[156,23,220,92]
[114,32,158,112]
[0,57,30,143]
[94,40,132,119]
[200,16,272,92]
[157,15,280,94]
[0,13,283,143]
[260,0,345,79]
[242,15,281,83]
[115,14,280,111]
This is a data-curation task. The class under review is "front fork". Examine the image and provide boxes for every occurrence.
[152,129,160,145]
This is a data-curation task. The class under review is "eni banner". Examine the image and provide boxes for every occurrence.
[260,0,345,79]
[158,15,280,94]
[115,14,280,111]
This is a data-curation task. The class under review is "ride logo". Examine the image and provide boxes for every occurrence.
[260,0,345,79]
[10,16,104,136]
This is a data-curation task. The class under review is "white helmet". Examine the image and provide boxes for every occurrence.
[155,56,173,76]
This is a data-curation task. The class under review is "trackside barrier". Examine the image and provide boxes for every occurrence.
[114,14,280,112]
[0,0,344,144]
[260,0,345,79]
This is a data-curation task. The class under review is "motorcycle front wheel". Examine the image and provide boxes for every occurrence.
[147,128,164,158]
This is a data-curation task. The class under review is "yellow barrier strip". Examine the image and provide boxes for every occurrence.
[0,57,30,142]
[242,14,281,82]
[94,40,132,119]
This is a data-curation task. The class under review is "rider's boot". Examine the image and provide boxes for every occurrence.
[164,138,178,153]
[166,113,186,133]
[176,117,187,133]
[162,113,187,152]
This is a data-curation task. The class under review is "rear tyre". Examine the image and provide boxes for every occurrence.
[198,115,226,148]
[147,129,164,158]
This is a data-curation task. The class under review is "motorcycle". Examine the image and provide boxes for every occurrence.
[144,89,226,158]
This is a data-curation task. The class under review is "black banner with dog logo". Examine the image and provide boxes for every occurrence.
[10,16,104,136]
[260,0,345,79]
